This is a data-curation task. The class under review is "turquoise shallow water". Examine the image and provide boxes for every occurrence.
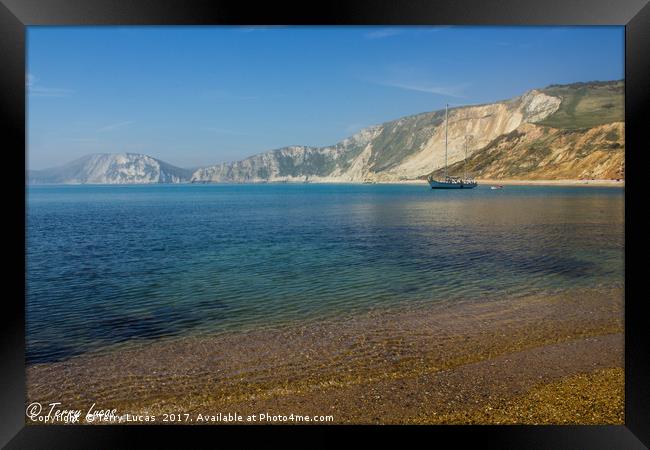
[26,183,624,364]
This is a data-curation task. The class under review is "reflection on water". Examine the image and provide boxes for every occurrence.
[26,184,624,364]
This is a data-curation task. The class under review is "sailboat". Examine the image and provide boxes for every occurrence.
[427,104,478,189]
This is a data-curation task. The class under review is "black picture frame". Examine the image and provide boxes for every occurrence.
[1,0,648,447]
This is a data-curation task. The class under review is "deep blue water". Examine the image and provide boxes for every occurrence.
[26,183,624,364]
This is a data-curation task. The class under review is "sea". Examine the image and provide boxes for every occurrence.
[26,183,624,364]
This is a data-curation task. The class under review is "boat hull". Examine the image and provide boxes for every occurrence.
[428,180,477,189]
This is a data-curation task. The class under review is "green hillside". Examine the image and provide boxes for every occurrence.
[537,80,623,129]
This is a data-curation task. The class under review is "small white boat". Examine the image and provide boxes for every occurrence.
[490,185,504,190]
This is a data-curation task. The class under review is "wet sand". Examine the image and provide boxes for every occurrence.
[26,287,623,424]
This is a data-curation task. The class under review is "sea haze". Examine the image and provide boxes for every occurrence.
[26,184,624,364]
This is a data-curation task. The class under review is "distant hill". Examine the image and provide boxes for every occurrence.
[29,80,624,184]
[28,153,193,184]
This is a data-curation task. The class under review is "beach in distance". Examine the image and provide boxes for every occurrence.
[26,183,624,424]
[474,179,624,187]
[332,179,625,187]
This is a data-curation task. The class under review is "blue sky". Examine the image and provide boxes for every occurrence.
[27,26,624,170]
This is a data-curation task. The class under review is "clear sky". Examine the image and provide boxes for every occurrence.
[27,26,624,170]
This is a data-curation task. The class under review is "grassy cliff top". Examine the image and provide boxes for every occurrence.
[538,80,623,129]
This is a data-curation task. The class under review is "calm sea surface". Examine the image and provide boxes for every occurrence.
[26,184,624,364]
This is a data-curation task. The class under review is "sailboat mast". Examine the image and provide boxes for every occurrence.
[464,135,467,180]
[444,103,448,179]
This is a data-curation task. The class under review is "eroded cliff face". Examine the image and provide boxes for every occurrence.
[359,90,561,182]
[432,122,625,180]
[190,90,562,183]
[190,127,382,183]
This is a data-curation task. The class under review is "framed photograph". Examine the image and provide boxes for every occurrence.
[1,0,648,447]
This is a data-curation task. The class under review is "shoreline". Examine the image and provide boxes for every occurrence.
[27,286,623,424]
[474,178,624,187]
[29,178,625,188]
[375,178,624,187]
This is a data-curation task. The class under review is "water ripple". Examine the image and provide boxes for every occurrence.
[26,184,624,364]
